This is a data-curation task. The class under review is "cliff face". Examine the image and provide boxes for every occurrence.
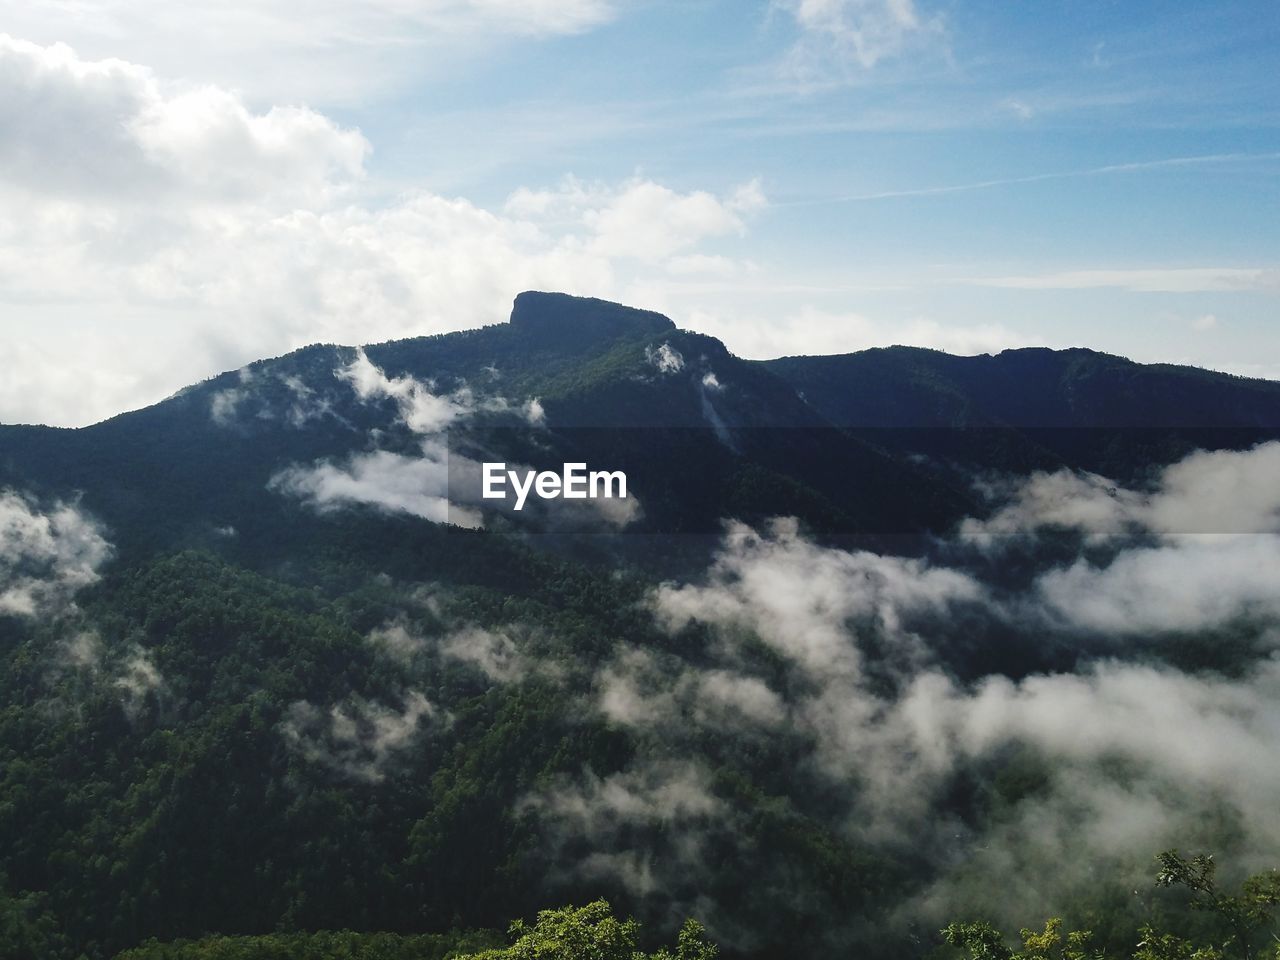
[507,291,676,345]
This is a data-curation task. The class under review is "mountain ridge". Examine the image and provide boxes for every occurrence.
[7,293,1277,432]
[2,291,1278,552]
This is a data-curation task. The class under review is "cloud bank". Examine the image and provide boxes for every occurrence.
[0,36,766,427]
[524,442,1280,939]
[0,2,617,104]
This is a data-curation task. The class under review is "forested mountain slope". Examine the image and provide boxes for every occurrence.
[766,346,1280,479]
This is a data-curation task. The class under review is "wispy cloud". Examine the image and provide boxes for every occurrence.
[963,266,1279,293]
[0,2,618,104]
[685,304,1025,360]
[776,151,1280,206]
[281,691,441,783]
[772,0,945,75]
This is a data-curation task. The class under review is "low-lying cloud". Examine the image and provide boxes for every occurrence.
[523,761,726,900]
[270,444,477,527]
[50,629,167,721]
[267,351,541,528]
[963,441,1280,636]
[270,349,637,531]
[965,441,1280,538]
[0,490,112,618]
[524,441,1280,940]
[281,691,440,783]
[338,349,479,435]
[364,609,560,687]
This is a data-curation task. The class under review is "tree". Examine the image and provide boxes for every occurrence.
[459,900,718,960]
[1138,851,1280,960]
[943,852,1280,960]
[941,917,1102,960]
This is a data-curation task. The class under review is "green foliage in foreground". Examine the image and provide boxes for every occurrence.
[111,902,715,960]
[114,928,502,960]
[459,901,717,960]
[942,851,1280,960]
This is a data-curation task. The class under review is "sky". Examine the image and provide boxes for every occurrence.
[0,0,1277,427]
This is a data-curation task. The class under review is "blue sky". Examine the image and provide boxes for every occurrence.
[0,0,1277,425]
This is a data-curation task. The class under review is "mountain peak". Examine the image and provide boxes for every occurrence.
[509,291,676,344]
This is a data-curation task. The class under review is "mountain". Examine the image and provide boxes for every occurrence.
[766,345,1280,480]
[0,292,976,563]
[3,293,1280,960]
[6,293,1277,560]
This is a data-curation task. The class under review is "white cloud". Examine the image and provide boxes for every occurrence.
[281,691,439,782]
[523,398,547,426]
[0,34,367,203]
[210,385,248,426]
[1148,443,1280,534]
[645,341,685,374]
[686,305,1024,360]
[966,442,1280,539]
[911,659,1280,848]
[114,646,164,718]
[0,38,773,427]
[441,625,535,683]
[610,510,1280,923]
[506,175,766,263]
[776,0,943,73]
[270,347,628,530]
[338,349,474,434]
[961,444,1280,636]
[60,630,103,672]
[597,648,787,731]
[366,618,430,664]
[365,614,557,684]
[665,254,741,277]
[531,761,722,832]
[967,267,1280,293]
[654,517,982,682]
[509,446,1280,929]
[208,366,346,429]
[523,760,725,897]
[1036,535,1280,635]
[269,444,482,527]
[0,491,112,618]
[587,182,740,260]
[961,469,1147,541]
[0,2,616,104]
[52,630,167,719]
[638,444,1280,788]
